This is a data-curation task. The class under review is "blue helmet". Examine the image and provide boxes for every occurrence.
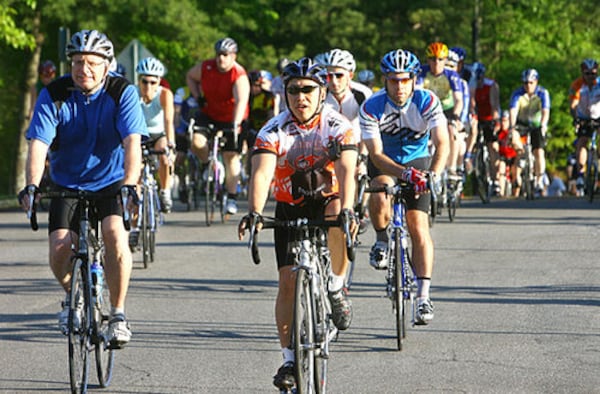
[450,46,467,61]
[357,69,375,84]
[472,62,486,78]
[282,57,327,86]
[380,49,420,76]
[521,68,539,82]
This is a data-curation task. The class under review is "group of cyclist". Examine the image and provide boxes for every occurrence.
[18,27,600,392]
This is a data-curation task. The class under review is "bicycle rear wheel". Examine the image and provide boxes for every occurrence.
[141,188,150,268]
[68,258,91,394]
[476,149,491,204]
[294,268,315,393]
[204,161,216,226]
[94,261,114,387]
[586,155,598,203]
[393,232,406,351]
[523,160,535,200]
[448,191,457,222]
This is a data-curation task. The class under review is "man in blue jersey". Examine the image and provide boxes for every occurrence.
[19,30,148,348]
[360,49,449,325]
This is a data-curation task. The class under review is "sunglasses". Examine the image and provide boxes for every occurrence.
[428,57,446,62]
[328,72,346,79]
[584,71,597,76]
[386,75,413,85]
[141,78,158,85]
[286,85,319,95]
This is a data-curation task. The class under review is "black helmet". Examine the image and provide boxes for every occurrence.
[282,57,327,86]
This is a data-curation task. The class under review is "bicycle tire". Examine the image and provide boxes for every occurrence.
[448,194,457,222]
[294,268,316,394]
[219,189,226,223]
[150,189,161,262]
[141,188,150,268]
[204,161,215,226]
[393,232,406,351]
[476,149,491,204]
[94,260,114,388]
[68,258,91,394]
[523,158,535,200]
[586,154,598,203]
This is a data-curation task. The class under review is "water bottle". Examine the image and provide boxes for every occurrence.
[91,261,104,299]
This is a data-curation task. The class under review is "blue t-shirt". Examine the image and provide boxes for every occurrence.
[27,75,148,191]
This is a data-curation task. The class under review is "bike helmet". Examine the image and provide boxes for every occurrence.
[249,69,273,85]
[426,42,449,59]
[380,49,421,76]
[322,48,356,72]
[581,58,598,71]
[450,46,467,61]
[214,37,238,54]
[282,57,328,86]
[66,29,114,60]
[471,62,486,79]
[313,52,328,67]
[276,57,290,73]
[521,68,539,82]
[446,50,460,68]
[136,57,166,77]
[357,69,375,84]
[38,60,56,76]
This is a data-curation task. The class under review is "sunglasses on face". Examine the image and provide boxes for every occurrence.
[428,57,446,62]
[328,72,346,79]
[286,85,319,95]
[141,78,158,85]
[386,75,413,85]
[584,71,597,76]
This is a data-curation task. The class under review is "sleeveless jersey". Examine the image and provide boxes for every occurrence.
[27,75,148,191]
[569,77,585,102]
[200,59,249,123]
[138,86,164,136]
[360,88,447,165]
[474,78,497,121]
[253,106,356,205]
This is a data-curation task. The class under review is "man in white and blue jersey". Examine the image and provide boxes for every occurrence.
[360,49,449,325]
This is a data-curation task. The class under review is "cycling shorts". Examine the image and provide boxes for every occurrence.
[576,123,597,139]
[48,182,123,234]
[478,120,498,143]
[273,199,338,269]
[194,112,246,153]
[515,124,545,150]
[366,156,431,213]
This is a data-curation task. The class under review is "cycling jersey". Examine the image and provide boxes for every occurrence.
[249,88,275,130]
[359,88,447,165]
[569,77,585,102]
[253,106,356,205]
[416,66,462,111]
[138,85,164,136]
[498,129,517,159]
[198,58,250,123]
[473,78,498,121]
[575,77,600,119]
[509,85,551,127]
[27,75,148,191]
[324,80,372,141]
[458,78,470,125]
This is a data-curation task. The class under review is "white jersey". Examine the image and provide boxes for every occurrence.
[325,80,372,141]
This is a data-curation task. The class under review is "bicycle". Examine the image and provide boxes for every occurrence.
[363,176,434,351]
[575,118,600,202]
[137,142,166,268]
[247,212,354,394]
[473,122,494,204]
[193,123,231,226]
[514,124,537,200]
[175,118,203,211]
[26,187,129,393]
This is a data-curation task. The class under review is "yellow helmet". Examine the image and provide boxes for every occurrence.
[426,42,449,59]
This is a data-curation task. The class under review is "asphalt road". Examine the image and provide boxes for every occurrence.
[1,196,599,393]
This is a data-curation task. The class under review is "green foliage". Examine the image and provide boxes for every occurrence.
[2,0,600,193]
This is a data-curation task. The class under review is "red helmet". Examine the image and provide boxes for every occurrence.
[38,60,57,77]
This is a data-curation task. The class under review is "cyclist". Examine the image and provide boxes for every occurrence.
[271,57,290,115]
[246,69,276,176]
[19,29,147,348]
[360,49,449,325]
[450,46,472,85]
[497,110,520,197]
[237,57,357,390]
[508,68,551,196]
[569,58,599,193]
[417,42,463,179]
[186,37,250,215]
[135,57,175,214]
[465,62,501,192]
[357,69,379,91]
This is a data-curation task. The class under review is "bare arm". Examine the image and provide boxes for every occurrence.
[26,139,49,186]
[122,133,142,185]
[160,88,175,146]
[429,123,450,175]
[334,148,358,210]
[490,82,501,121]
[363,137,406,178]
[186,63,203,100]
[232,73,251,130]
[247,152,276,215]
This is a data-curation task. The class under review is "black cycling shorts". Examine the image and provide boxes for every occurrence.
[48,182,123,234]
[193,112,246,153]
[516,124,545,150]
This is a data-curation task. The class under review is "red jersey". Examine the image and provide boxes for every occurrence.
[474,78,496,121]
[498,129,516,159]
[200,59,249,123]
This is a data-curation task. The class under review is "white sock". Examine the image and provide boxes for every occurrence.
[417,277,431,300]
[328,273,345,293]
[282,347,294,364]
[111,307,125,317]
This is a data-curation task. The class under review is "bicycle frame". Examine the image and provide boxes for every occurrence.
[138,145,164,267]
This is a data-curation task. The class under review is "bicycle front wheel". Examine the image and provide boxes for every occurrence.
[476,149,491,204]
[204,161,216,226]
[294,268,316,394]
[93,263,114,387]
[68,258,91,394]
[393,232,406,351]
[141,188,151,268]
[586,155,598,203]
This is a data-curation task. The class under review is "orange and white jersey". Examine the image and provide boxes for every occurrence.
[253,105,357,205]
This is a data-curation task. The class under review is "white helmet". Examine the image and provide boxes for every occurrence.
[323,48,356,72]
[136,57,166,77]
[66,29,114,60]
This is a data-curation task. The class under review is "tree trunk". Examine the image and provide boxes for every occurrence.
[14,10,43,194]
